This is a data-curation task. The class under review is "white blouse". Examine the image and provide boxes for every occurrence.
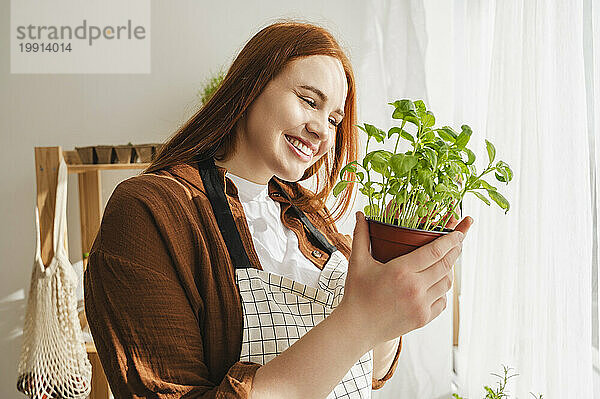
[226,172,322,288]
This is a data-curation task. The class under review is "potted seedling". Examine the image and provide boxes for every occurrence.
[333,99,513,262]
[452,365,543,399]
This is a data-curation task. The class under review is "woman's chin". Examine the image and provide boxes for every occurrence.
[275,167,306,183]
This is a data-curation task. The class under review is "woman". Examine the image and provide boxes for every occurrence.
[84,21,472,398]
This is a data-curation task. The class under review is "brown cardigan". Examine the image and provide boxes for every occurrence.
[84,162,401,398]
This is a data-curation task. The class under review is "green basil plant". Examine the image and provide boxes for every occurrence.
[333,99,514,231]
[452,365,543,399]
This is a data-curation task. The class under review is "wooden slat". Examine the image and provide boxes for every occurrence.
[88,352,110,399]
[34,147,63,267]
[86,341,97,354]
[77,169,111,399]
[78,171,102,270]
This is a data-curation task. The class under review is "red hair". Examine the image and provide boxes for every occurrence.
[145,21,358,221]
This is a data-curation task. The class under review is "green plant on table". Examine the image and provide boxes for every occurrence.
[452,365,544,399]
[198,70,225,106]
[333,99,514,231]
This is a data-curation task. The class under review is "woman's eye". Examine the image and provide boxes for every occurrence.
[301,97,317,108]
[301,96,339,128]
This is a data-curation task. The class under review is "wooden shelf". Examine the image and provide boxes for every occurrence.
[67,162,150,174]
[62,149,150,174]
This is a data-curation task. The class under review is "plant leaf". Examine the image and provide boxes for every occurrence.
[421,147,438,170]
[390,153,418,175]
[488,189,510,214]
[389,99,416,113]
[463,148,476,165]
[435,183,448,193]
[455,125,472,148]
[339,161,358,180]
[422,130,436,142]
[485,139,496,163]
[468,163,477,176]
[422,111,435,127]
[417,206,428,217]
[390,100,419,125]
[401,130,416,143]
[365,150,392,174]
[414,99,426,115]
[365,123,386,143]
[437,127,456,143]
[480,180,497,191]
[470,190,491,205]
[387,126,402,139]
[403,114,421,126]
[333,181,347,197]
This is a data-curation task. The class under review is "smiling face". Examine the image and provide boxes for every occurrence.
[216,55,348,184]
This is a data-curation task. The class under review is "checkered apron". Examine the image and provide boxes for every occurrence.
[198,159,373,399]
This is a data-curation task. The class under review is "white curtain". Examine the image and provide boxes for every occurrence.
[352,1,598,398]
[453,1,596,398]
[590,0,600,386]
[354,1,455,398]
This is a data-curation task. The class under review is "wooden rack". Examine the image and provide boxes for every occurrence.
[34,146,150,399]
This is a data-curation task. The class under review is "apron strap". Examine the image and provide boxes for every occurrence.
[197,158,338,268]
[198,158,253,269]
[287,203,337,256]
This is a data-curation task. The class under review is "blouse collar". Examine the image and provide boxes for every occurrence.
[225,171,269,202]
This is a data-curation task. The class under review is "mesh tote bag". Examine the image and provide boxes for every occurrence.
[17,159,92,399]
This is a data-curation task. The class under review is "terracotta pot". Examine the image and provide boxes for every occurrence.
[75,146,96,164]
[113,145,133,164]
[95,145,114,164]
[367,217,453,263]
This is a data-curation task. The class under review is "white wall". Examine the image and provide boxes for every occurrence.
[0,1,458,398]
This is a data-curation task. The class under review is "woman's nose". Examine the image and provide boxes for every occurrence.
[306,114,330,141]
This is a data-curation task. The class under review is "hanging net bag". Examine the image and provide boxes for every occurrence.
[17,159,92,399]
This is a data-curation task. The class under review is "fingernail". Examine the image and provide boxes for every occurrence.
[457,231,465,242]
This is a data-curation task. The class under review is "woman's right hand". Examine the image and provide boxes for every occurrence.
[336,211,473,347]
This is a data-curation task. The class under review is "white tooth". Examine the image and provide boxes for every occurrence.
[288,137,312,156]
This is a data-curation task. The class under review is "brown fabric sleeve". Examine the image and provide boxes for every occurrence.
[83,178,260,398]
[371,336,403,389]
[85,250,259,398]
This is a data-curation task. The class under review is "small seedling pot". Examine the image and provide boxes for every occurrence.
[367,217,453,263]
[113,145,133,164]
[134,144,154,163]
[151,143,164,161]
[95,145,114,164]
[75,146,96,164]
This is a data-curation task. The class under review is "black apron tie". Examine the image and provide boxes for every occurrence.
[197,158,337,270]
